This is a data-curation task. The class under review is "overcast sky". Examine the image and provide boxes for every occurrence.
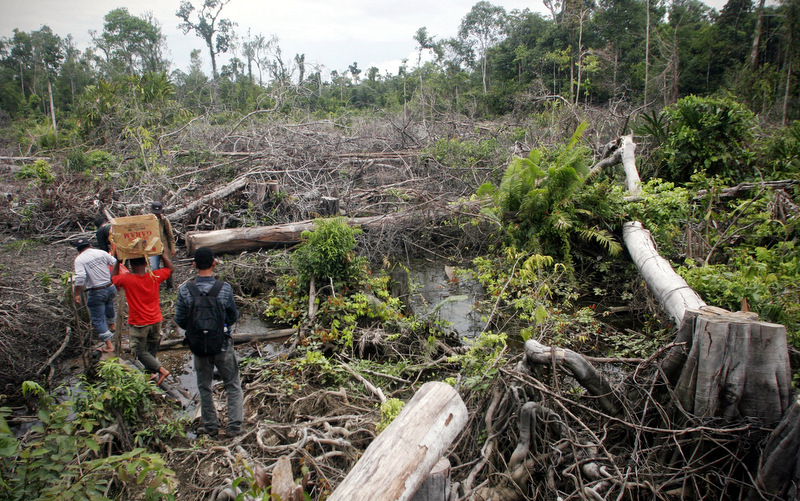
[2,0,730,79]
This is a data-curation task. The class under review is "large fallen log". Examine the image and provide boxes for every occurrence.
[185,202,482,255]
[158,328,296,351]
[328,381,468,501]
[622,221,706,329]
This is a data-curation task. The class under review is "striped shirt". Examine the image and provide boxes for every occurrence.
[74,248,117,288]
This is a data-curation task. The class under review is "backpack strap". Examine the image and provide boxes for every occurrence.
[186,280,201,298]
[207,280,224,298]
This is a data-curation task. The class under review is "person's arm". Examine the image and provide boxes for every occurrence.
[110,250,121,277]
[161,251,173,272]
[174,289,189,330]
[222,283,239,327]
[73,259,86,304]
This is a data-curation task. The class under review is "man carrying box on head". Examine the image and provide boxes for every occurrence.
[73,237,117,354]
[111,251,173,385]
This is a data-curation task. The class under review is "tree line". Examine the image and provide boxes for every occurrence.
[0,0,798,143]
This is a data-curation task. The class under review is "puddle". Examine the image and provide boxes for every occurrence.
[408,262,485,339]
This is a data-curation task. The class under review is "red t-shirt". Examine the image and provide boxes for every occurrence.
[112,269,171,326]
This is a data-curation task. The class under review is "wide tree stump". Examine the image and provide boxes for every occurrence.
[328,381,468,501]
[672,309,791,426]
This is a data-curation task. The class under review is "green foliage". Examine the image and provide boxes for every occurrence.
[292,217,366,289]
[661,95,756,183]
[377,398,406,433]
[759,121,800,177]
[679,243,800,344]
[624,179,691,259]
[446,331,507,391]
[1,364,176,499]
[266,267,411,350]
[66,149,119,173]
[484,123,622,261]
[16,159,54,183]
[423,137,501,170]
[75,359,157,425]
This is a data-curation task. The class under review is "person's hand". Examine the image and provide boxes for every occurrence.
[74,294,81,304]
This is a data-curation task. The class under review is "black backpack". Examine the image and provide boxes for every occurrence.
[184,280,227,357]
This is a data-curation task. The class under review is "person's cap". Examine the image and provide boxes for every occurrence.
[76,237,91,251]
[151,201,164,214]
[194,247,215,269]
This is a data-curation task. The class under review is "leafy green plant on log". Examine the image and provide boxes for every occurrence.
[0,366,177,500]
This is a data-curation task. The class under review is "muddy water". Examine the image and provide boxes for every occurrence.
[408,262,485,339]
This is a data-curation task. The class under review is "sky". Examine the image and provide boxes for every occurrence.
[1,0,731,80]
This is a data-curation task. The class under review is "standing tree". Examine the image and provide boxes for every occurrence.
[459,1,507,93]
[92,8,167,78]
[176,0,236,81]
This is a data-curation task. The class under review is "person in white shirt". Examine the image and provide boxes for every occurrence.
[73,237,118,353]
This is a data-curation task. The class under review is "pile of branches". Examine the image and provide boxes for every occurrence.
[448,348,770,501]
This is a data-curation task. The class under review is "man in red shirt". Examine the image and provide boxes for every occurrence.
[111,251,173,385]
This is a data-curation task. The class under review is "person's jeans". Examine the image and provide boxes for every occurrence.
[148,255,161,270]
[86,285,117,341]
[129,322,163,373]
[195,338,243,432]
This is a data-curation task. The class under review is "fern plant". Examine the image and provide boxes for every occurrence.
[486,122,622,262]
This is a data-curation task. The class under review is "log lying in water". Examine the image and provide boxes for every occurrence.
[329,381,468,501]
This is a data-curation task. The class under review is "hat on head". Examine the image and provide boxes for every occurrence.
[194,246,215,270]
[76,237,91,251]
[151,201,164,214]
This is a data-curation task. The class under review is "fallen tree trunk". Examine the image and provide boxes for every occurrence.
[328,381,468,501]
[157,328,296,350]
[167,175,250,223]
[186,202,482,255]
[622,221,706,329]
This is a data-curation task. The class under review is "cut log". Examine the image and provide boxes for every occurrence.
[673,308,791,426]
[185,201,482,255]
[320,196,340,215]
[622,221,706,328]
[167,175,250,223]
[158,328,296,350]
[328,381,468,501]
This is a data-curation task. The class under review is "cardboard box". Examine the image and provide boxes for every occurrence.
[109,214,163,261]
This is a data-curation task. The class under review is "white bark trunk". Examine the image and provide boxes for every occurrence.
[329,382,467,501]
[623,221,706,328]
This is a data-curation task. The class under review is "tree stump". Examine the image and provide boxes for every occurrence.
[671,309,791,426]
[320,196,340,215]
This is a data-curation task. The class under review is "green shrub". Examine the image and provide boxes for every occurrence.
[0,368,176,499]
[292,217,366,289]
[481,123,622,261]
[16,159,55,183]
[662,95,756,183]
